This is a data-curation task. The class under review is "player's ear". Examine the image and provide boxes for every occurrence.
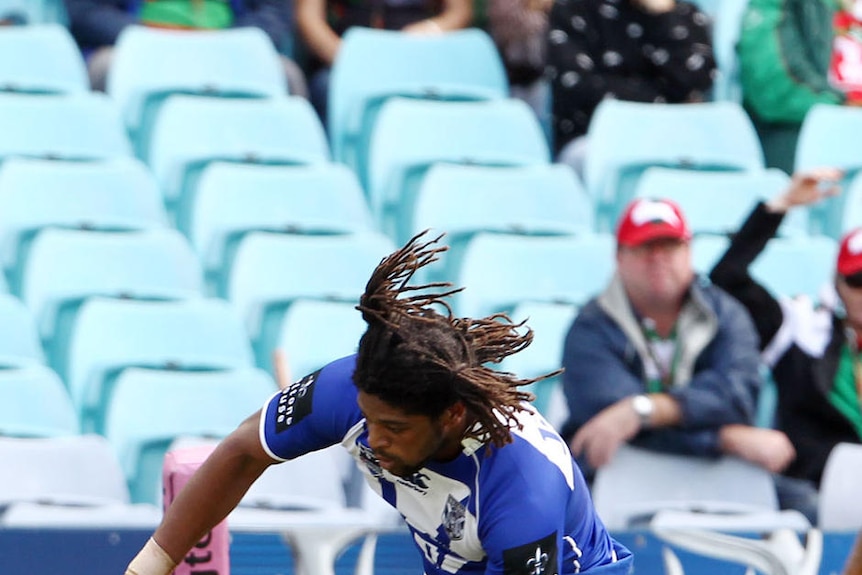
[440,402,467,432]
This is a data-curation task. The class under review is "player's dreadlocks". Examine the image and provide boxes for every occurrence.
[353,232,560,449]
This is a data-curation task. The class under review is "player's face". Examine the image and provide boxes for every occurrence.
[357,391,464,478]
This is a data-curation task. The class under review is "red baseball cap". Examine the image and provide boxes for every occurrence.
[616,198,692,247]
[837,228,862,276]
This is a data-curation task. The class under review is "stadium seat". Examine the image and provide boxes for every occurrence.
[0,293,44,368]
[0,0,67,25]
[818,442,862,531]
[328,27,508,174]
[226,231,395,368]
[145,95,330,224]
[0,92,132,161]
[710,0,749,103]
[0,157,168,286]
[692,234,838,302]
[409,163,593,282]
[0,365,77,437]
[839,171,862,236]
[795,104,862,237]
[0,24,87,94]
[187,162,376,293]
[274,299,367,382]
[633,167,807,237]
[583,100,764,230]
[592,444,787,531]
[103,367,276,504]
[366,98,550,238]
[106,25,288,157]
[19,228,204,370]
[453,232,616,318]
[497,301,578,428]
[65,297,254,433]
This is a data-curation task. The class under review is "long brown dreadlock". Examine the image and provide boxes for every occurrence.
[353,231,562,449]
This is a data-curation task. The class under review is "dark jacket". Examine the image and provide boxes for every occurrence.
[547,0,715,154]
[64,0,293,52]
[710,202,860,486]
[561,273,763,478]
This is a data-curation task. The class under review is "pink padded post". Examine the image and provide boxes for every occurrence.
[163,444,230,575]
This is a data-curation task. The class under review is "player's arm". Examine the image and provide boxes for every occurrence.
[126,410,275,574]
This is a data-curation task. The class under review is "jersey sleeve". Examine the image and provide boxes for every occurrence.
[259,355,363,461]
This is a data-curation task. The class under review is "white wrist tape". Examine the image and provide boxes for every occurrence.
[126,537,177,575]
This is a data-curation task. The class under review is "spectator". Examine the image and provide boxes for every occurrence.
[737,0,862,173]
[710,168,862,492]
[295,0,473,122]
[64,0,308,96]
[560,197,818,523]
[546,0,715,167]
[122,233,633,575]
[486,0,551,120]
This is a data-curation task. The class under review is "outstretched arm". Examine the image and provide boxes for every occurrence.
[126,411,275,573]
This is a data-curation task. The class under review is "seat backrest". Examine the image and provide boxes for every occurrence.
[328,27,508,167]
[0,24,88,94]
[0,156,168,276]
[633,167,807,237]
[0,434,131,505]
[0,365,77,437]
[244,445,349,510]
[592,444,779,530]
[227,231,395,343]
[818,442,862,531]
[840,171,862,237]
[274,299,366,383]
[20,228,204,343]
[366,97,550,234]
[0,92,132,161]
[711,0,750,103]
[66,297,254,432]
[0,293,44,367]
[795,104,862,236]
[409,162,593,251]
[583,100,764,227]
[103,367,276,504]
[188,162,375,283]
[454,232,616,318]
[147,95,330,208]
[106,24,286,154]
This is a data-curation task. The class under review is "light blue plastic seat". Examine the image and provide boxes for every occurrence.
[66,297,253,433]
[274,299,367,382]
[0,294,44,368]
[226,231,395,368]
[633,167,807,237]
[19,228,204,371]
[0,92,132,162]
[795,104,862,237]
[366,98,550,238]
[328,27,508,175]
[410,163,593,282]
[146,95,330,224]
[0,157,168,285]
[0,365,78,437]
[0,24,87,94]
[838,172,862,236]
[0,0,67,24]
[584,100,764,230]
[188,162,376,294]
[497,301,578,427]
[103,367,276,504]
[710,0,749,103]
[106,25,288,157]
[453,232,616,318]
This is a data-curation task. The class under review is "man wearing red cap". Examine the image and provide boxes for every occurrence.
[711,168,860,494]
[560,197,813,521]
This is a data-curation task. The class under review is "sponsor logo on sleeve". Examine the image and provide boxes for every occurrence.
[502,533,558,575]
[274,370,318,433]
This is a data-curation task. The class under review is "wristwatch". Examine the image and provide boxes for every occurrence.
[631,394,654,429]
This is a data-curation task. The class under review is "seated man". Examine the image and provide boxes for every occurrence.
[560,197,817,523]
[710,168,860,490]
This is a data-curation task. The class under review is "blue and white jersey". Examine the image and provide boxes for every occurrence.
[259,355,633,575]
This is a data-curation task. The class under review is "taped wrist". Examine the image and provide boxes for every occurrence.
[126,537,177,575]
